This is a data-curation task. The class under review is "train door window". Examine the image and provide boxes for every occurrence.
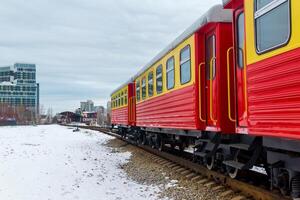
[156,65,163,94]
[142,77,146,100]
[206,35,216,80]
[180,45,191,84]
[121,92,124,106]
[148,72,153,97]
[255,0,290,53]
[166,57,175,90]
[237,12,245,68]
[136,80,140,102]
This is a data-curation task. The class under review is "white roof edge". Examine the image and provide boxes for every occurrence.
[111,4,232,96]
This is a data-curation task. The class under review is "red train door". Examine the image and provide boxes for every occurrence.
[205,31,218,127]
[234,9,247,127]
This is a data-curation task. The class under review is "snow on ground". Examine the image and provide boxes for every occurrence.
[0,125,163,200]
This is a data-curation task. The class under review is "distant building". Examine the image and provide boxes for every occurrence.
[80,100,94,112]
[106,101,111,126]
[95,106,105,126]
[0,63,39,117]
[82,111,97,126]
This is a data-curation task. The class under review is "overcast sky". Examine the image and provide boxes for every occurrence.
[0,0,221,113]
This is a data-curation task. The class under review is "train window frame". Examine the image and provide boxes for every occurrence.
[254,0,291,54]
[148,72,154,97]
[136,80,141,102]
[121,92,124,106]
[206,35,216,80]
[166,56,175,90]
[180,45,191,85]
[156,65,163,94]
[142,77,146,100]
[236,11,245,68]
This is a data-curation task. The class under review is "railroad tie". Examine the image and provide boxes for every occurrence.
[204,181,216,188]
[176,168,186,173]
[180,170,191,176]
[156,159,165,164]
[185,173,197,180]
[231,195,247,200]
[159,160,169,165]
[220,190,234,198]
[211,185,224,192]
[154,158,162,163]
[172,166,182,171]
[191,175,202,182]
[162,161,172,167]
[167,163,178,168]
[197,178,209,185]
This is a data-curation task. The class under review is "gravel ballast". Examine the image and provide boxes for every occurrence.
[105,138,235,200]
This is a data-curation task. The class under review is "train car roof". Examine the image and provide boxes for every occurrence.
[111,4,232,96]
[222,0,231,7]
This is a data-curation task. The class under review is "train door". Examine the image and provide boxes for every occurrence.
[205,30,218,127]
[234,9,247,127]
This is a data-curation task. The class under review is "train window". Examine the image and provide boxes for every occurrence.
[256,0,274,10]
[121,92,124,106]
[180,45,191,84]
[118,98,120,107]
[136,80,140,102]
[206,35,216,80]
[255,0,290,53]
[142,77,146,99]
[156,65,163,94]
[148,72,153,97]
[166,57,175,90]
[237,12,245,68]
[125,96,127,105]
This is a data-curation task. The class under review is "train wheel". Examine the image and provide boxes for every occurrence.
[158,138,165,152]
[179,143,185,152]
[206,155,215,171]
[227,166,239,179]
[141,133,147,145]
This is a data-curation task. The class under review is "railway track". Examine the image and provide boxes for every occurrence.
[66,125,291,200]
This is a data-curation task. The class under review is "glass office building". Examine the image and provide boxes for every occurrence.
[0,63,39,113]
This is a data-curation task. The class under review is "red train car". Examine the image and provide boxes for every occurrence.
[111,1,300,198]
[111,82,135,129]
[133,5,234,135]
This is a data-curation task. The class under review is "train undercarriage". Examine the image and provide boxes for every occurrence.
[114,124,300,199]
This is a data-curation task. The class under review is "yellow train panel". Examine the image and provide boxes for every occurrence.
[135,35,196,104]
[245,0,300,65]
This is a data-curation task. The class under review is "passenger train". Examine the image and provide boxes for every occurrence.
[110,0,300,198]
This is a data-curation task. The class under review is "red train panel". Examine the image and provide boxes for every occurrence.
[112,106,128,126]
[195,23,235,134]
[247,47,300,140]
[136,84,198,130]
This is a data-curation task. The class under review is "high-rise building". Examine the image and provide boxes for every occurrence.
[0,63,39,114]
[80,100,94,112]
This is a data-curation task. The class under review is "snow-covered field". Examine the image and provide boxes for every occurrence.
[0,125,162,200]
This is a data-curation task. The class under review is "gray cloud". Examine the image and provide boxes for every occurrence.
[0,0,221,113]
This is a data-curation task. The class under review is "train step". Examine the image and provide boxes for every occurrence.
[197,139,211,143]
[223,160,246,170]
[194,151,207,158]
[229,143,251,151]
